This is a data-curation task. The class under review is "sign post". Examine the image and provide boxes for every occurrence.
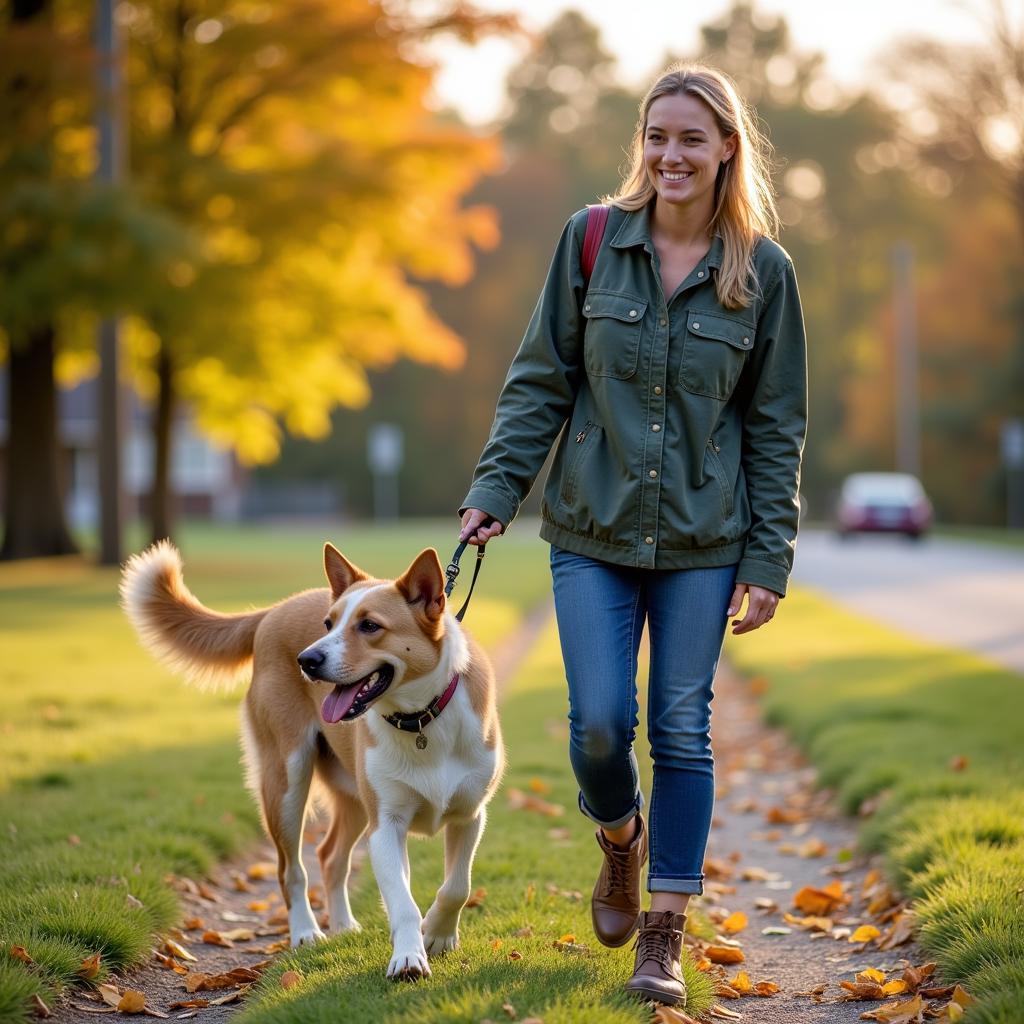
[368,424,404,521]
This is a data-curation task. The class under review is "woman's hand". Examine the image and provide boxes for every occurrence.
[459,508,505,546]
[727,583,780,634]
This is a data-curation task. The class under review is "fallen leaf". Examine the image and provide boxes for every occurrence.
[729,971,752,995]
[209,990,246,1006]
[948,755,969,772]
[465,887,487,908]
[247,900,269,913]
[721,911,748,934]
[951,985,974,1007]
[161,939,197,963]
[876,911,915,950]
[502,1003,516,1019]
[761,926,792,936]
[116,991,146,1014]
[220,929,255,942]
[10,945,34,965]
[753,981,780,996]
[857,968,887,985]
[793,881,848,916]
[67,1005,115,1016]
[765,806,804,824]
[741,866,781,882]
[490,939,503,950]
[799,837,828,858]
[167,1001,209,1011]
[77,952,103,980]
[858,994,923,1022]
[182,918,204,931]
[705,945,745,965]
[280,971,301,990]
[653,1008,701,1024]
[196,883,220,903]
[754,897,777,912]
[185,966,264,992]
[508,950,523,960]
[947,1002,964,1022]
[710,1004,743,1020]
[32,994,51,1018]
[901,962,936,991]
[230,872,253,893]
[98,984,121,1007]
[506,788,564,817]
[246,861,277,880]
[201,930,233,948]
[783,912,833,932]
[849,925,882,944]
[528,777,551,794]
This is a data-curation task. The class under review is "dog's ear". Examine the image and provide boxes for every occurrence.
[324,543,370,599]
[396,548,446,623]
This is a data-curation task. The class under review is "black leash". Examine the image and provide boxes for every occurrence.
[444,540,486,622]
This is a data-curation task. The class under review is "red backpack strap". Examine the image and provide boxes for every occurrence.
[581,204,609,288]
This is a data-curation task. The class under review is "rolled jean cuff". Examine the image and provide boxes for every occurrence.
[577,790,645,831]
[648,875,704,896]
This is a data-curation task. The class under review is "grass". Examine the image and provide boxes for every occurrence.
[0,521,552,1024]
[235,615,716,1024]
[724,584,1024,1024]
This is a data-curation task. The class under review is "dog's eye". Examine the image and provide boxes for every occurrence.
[323,619,332,632]
[358,619,381,634]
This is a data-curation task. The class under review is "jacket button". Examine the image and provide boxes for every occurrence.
[653,386,662,395]
[651,424,661,432]
[629,309,638,317]
[692,322,700,330]
[660,318,667,326]
[584,304,591,312]
[743,337,750,345]
[649,469,657,478]
[698,270,705,278]
[645,536,654,545]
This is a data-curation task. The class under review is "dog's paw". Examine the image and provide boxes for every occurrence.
[423,930,459,957]
[289,925,327,948]
[387,946,431,981]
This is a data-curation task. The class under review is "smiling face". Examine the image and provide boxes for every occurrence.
[643,91,737,215]
[296,546,446,724]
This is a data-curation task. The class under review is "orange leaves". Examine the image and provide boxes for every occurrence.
[78,952,103,979]
[9,945,33,965]
[720,911,747,935]
[184,963,266,993]
[279,970,302,990]
[792,880,849,916]
[858,994,923,1022]
[849,925,882,944]
[704,945,745,965]
[116,990,147,1014]
[717,970,780,998]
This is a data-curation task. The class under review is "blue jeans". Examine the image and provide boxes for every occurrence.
[549,544,738,895]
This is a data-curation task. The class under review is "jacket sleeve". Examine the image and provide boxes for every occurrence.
[735,258,808,597]
[458,214,586,527]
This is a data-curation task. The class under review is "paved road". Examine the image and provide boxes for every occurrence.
[790,528,1024,675]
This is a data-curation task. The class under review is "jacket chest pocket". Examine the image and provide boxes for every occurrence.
[582,290,647,380]
[677,310,754,399]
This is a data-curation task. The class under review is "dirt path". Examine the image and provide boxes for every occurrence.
[49,600,556,1023]
[699,660,927,1021]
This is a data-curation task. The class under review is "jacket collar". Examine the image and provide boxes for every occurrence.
[608,201,724,269]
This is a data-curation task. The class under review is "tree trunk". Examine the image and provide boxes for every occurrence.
[149,344,177,544]
[1,327,79,560]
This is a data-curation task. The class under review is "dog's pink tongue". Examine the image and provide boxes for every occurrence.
[322,685,359,724]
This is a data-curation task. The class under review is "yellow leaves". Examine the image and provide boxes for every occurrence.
[551,935,590,956]
[720,911,748,934]
[876,910,916,950]
[849,925,882,944]
[246,861,277,880]
[160,939,197,963]
[9,945,33,965]
[201,929,234,948]
[116,990,147,1014]
[858,994,923,1023]
[717,971,778,998]
[279,970,302,990]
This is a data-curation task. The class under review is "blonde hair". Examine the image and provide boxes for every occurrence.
[602,62,779,310]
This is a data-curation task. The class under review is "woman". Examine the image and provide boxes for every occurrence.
[458,63,807,1008]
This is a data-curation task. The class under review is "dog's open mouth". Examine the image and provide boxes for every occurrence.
[321,664,394,724]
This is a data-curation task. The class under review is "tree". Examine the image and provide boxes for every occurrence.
[0,0,187,560]
[117,0,514,542]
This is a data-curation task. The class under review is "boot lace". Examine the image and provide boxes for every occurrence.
[632,919,677,970]
[602,847,634,896]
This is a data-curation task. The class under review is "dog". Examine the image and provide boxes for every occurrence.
[120,540,505,980]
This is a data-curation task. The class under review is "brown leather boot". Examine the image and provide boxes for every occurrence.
[591,815,647,947]
[624,910,687,1006]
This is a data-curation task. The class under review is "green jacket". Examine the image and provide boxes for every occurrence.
[460,202,807,597]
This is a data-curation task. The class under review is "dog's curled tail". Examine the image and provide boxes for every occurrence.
[120,540,268,691]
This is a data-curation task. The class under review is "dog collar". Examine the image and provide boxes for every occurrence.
[381,673,460,749]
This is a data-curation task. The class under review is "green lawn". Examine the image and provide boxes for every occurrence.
[724,586,1024,1024]
[0,521,553,1024]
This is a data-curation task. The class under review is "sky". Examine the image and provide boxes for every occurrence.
[421,0,995,124]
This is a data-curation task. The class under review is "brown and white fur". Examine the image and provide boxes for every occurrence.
[120,540,504,980]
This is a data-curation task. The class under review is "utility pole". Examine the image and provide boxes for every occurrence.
[892,243,921,478]
[95,0,125,564]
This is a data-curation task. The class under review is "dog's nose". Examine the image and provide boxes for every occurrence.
[297,649,325,675]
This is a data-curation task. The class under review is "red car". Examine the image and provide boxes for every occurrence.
[836,472,933,539]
